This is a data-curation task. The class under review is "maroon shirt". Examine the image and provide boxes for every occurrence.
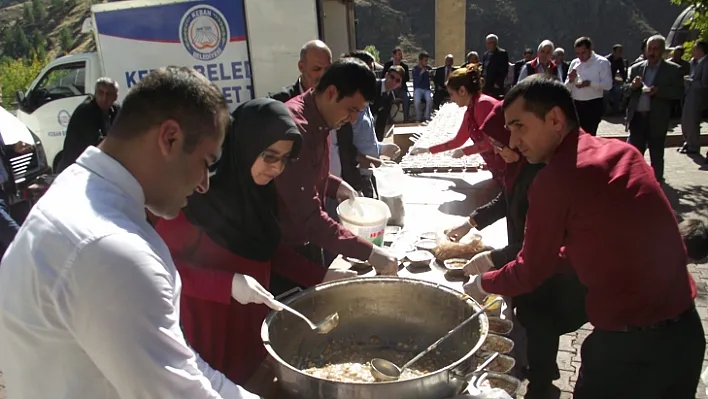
[275,91,373,260]
[481,130,696,330]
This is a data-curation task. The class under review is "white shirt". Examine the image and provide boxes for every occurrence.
[328,129,341,177]
[0,147,257,399]
[565,52,613,101]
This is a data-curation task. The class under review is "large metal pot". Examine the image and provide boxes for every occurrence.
[261,277,489,399]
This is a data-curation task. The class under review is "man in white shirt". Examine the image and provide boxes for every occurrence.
[565,36,613,135]
[0,67,275,399]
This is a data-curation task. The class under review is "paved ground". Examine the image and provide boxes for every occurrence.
[0,119,705,399]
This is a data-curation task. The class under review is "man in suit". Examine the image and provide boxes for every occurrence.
[680,40,708,156]
[372,65,404,141]
[553,48,571,82]
[56,78,120,173]
[513,48,534,86]
[605,44,627,115]
[268,40,332,102]
[482,34,510,99]
[382,48,411,122]
[624,35,684,181]
[433,54,457,110]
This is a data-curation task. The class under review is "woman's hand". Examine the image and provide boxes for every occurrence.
[463,250,494,276]
[231,274,283,311]
[445,218,475,241]
[410,147,430,155]
[451,149,465,158]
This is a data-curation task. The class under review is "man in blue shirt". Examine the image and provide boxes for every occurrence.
[412,52,433,122]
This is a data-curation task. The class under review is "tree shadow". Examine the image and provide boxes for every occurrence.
[435,177,501,217]
[661,182,708,222]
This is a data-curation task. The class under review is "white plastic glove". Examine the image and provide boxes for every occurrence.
[323,268,358,282]
[410,146,430,155]
[451,148,465,158]
[463,274,489,303]
[231,274,283,311]
[463,250,494,276]
[367,245,399,275]
[336,181,359,203]
[379,143,401,159]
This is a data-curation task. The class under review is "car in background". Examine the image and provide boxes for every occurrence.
[0,106,51,220]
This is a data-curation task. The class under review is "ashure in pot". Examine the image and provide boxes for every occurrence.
[261,277,489,399]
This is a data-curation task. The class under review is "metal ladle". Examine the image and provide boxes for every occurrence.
[370,296,504,381]
[274,300,340,334]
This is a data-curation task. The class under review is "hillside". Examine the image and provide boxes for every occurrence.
[355,0,687,64]
[0,0,689,68]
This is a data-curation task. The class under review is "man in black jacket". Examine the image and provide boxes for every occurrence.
[56,78,119,173]
[0,137,33,255]
[269,40,332,102]
[482,34,510,98]
[382,48,411,122]
[371,65,404,141]
[433,54,457,110]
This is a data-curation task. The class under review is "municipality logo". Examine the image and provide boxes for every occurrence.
[179,5,229,61]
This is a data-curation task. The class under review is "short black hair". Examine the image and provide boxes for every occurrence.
[641,38,648,51]
[612,44,623,51]
[314,57,377,102]
[392,47,402,54]
[574,36,593,50]
[418,51,429,60]
[679,218,708,261]
[695,40,708,55]
[348,50,375,65]
[503,74,579,130]
[109,66,229,153]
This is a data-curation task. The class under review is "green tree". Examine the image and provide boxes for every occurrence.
[364,45,380,63]
[59,26,73,51]
[51,0,65,11]
[31,0,47,21]
[0,56,47,105]
[671,1,708,55]
[10,25,31,59]
[23,3,35,24]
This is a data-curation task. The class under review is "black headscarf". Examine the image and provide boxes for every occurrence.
[183,98,302,261]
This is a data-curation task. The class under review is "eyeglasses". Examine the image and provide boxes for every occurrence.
[388,74,402,83]
[260,151,296,165]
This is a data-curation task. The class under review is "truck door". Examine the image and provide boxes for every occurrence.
[319,0,356,60]
[15,61,89,170]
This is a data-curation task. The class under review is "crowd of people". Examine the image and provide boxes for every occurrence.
[0,30,705,399]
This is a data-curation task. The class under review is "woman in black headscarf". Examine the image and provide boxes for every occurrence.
[155,98,340,384]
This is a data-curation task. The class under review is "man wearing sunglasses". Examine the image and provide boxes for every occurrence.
[372,65,404,142]
[463,74,703,398]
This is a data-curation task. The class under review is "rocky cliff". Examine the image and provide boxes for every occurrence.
[355,0,686,64]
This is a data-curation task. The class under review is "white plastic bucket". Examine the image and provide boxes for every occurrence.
[337,197,391,247]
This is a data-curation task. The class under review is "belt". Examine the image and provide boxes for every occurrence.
[619,305,696,332]
[635,111,651,117]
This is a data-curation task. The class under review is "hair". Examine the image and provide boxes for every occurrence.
[109,66,229,153]
[486,34,498,42]
[95,77,119,92]
[612,44,623,51]
[524,48,533,54]
[503,74,579,130]
[392,47,402,54]
[647,34,666,51]
[641,38,648,52]
[679,218,708,261]
[466,51,478,60]
[388,65,405,77]
[299,40,330,62]
[574,36,593,50]
[537,40,555,53]
[314,57,377,102]
[446,64,483,95]
[348,50,375,66]
[418,51,429,61]
[553,47,565,56]
[695,40,708,55]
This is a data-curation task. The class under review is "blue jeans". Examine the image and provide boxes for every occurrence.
[604,82,622,113]
[0,193,20,257]
[414,88,432,122]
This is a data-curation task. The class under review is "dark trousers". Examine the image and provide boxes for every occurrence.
[574,307,705,399]
[360,174,378,199]
[574,98,604,136]
[514,272,588,388]
[627,112,666,180]
[0,191,20,257]
[433,89,449,110]
[393,86,410,122]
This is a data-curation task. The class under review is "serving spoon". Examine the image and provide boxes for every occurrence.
[370,296,504,381]
[274,300,340,334]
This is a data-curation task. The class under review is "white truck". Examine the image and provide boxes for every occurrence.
[14,0,356,171]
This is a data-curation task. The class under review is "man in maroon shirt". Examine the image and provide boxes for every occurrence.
[463,74,704,398]
[275,58,398,276]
